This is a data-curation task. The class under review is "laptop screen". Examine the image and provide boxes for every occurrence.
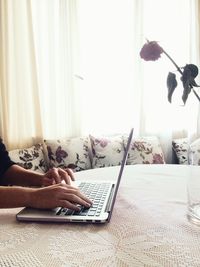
[107,128,133,221]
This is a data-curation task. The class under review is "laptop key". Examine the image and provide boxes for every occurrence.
[56,208,62,215]
[73,206,90,216]
[88,211,96,216]
[65,209,74,215]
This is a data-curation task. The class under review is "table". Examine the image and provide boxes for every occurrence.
[1,164,200,267]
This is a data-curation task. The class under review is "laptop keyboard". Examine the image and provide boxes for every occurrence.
[56,182,111,217]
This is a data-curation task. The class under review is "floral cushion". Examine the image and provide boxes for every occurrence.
[125,136,165,165]
[44,137,92,172]
[188,138,200,165]
[89,134,124,168]
[9,144,48,173]
[172,138,189,165]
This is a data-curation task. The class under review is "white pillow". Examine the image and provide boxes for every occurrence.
[44,137,92,172]
[89,134,124,168]
[125,136,165,165]
[9,144,48,173]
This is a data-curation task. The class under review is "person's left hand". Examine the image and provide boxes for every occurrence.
[41,167,75,186]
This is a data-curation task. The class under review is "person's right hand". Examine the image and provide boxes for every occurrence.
[28,183,92,210]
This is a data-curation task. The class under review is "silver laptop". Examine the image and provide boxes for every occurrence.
[16,128,133,223]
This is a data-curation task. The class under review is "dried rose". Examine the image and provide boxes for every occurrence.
[140,41,163,61]
[140,40,200,104]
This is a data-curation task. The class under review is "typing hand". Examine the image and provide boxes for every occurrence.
[42,167,75,186]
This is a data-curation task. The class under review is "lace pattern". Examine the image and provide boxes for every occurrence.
[0,165,200,267]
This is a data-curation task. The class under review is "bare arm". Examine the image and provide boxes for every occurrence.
[0,186,32,208]
[0,184,92,209]
[0,165,75,187]
[0,165,43,186]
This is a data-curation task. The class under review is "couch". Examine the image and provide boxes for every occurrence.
[172,137,200,165]
[8,133,166,174]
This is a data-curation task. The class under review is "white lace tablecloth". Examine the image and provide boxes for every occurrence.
[1,164,200,267]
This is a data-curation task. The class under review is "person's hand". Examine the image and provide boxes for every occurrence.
[29,183,92,210]
[41,167,75,186]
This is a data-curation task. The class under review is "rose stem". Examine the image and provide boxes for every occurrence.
[163,50,200,102]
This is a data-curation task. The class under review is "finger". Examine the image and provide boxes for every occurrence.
[59,184,93,205]
[57,168,72,184]
[69,187,92,205]
[77,191,93,205]
[43,177,55,186]
[50,168,62,184]
[62,191,92,207]
[59,200,82,211]
[65,168,75,181]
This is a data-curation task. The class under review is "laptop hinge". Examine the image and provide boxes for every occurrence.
[105,184,115,212]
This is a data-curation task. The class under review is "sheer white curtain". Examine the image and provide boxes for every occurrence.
[141,0,200,161]
[77,0,143,136]
[0,0,80,150]
[77,0,200,162]
[31,0,82,140]
[0,0,199,163]
[0,0,43,149]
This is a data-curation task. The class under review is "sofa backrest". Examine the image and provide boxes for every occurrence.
[8,133,166,173]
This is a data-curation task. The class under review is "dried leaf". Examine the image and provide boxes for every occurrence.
[181,65,194,104]
[185,64,198,78]
[167,72,177,103]
[190,79,200,88]
[182,87,190,104]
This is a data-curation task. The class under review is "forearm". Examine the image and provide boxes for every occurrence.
[0,186,34,208]
[0,165,43,187]
[0,184,93,210]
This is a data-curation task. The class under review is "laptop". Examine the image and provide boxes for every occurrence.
[16,128,133,223]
